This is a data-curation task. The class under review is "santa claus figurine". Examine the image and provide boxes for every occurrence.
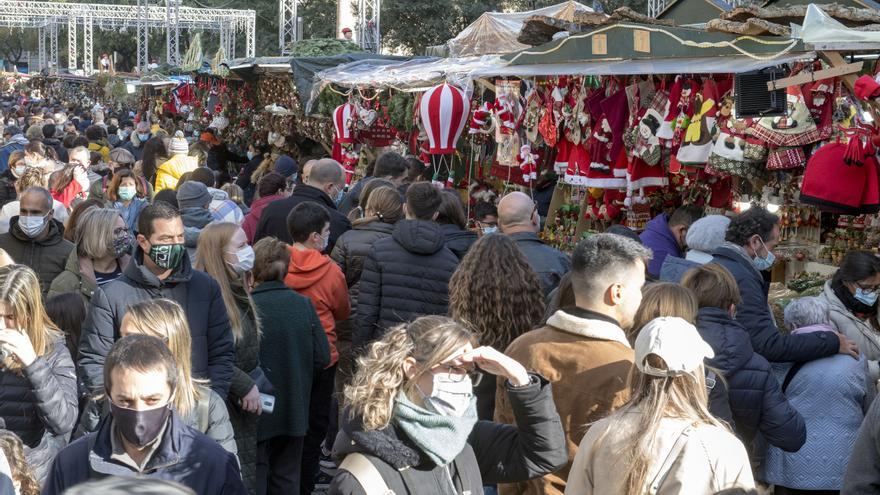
[519,144,538,184]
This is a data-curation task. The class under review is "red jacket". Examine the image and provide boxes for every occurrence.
[284,246,350,366]
[242,194,283,244]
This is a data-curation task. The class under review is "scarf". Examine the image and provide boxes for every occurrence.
[833,280,878,319]
[393,391,477,467]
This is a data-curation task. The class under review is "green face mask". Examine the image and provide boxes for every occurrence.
[147,243,186,270]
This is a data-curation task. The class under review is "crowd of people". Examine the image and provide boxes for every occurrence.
[1,99,880,495]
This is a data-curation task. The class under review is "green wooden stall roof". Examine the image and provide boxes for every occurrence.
[503,22,805,65]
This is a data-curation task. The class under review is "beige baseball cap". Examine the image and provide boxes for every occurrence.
[634,317,714,377]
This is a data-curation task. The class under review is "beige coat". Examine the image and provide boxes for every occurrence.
[821,281,880,382]
[496,309,635,495]
[564,410,755,495]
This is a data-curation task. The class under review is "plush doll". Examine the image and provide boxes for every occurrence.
[469,101,493,135]
[519,144,539,184]
[588,118,614,173]
[494,94,517,135]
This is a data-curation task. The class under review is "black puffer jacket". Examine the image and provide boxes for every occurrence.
[354,219,459,349]
[440,223,478,260]
[78,247,235,398]
[0,217,74,296]
[330,221,395,312]
[253,184,352,252]
[328,374,567,495]
[0,337,77,483]
[697,307,806,453]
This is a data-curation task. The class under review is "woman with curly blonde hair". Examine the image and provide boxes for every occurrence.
[330,315,567,495]
[448,233,544,420]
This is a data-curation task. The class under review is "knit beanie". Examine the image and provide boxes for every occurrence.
[169,130,189,155]
[274,154,298,178]
[177,181,212,209]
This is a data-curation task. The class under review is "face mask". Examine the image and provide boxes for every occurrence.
[110,401,172,448]
[114,232,133,258]
[138,133,150,142]
[482,226,498,235]
[420,374,474,417]
[332,186,345,206]
[246,151,255,161]
[117,186,137,201]
[855,288,879,306]
[12,165,26,177]
[18,214,47,238]
[119,129,131,140]
[752,237,776,271]
[318,232,329,252]
[228,245,255,274]
[147,243,186,271]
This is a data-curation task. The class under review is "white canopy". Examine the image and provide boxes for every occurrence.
[800,3,880,48]
[446,1,595,57]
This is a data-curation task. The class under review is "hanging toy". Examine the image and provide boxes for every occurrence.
[469,101,492,135]
[419,83,470,154]
[333,103,360,185]
[518,144,538,184]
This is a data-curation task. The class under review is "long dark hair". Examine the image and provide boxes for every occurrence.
[449,234,544,350]
[45,292,88,361]
[140,136,168,184]
[833,251,880,286]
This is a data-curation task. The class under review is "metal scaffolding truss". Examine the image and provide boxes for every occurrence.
[0,0,256,73]
[279,0,296,56]
[356,0,380,53]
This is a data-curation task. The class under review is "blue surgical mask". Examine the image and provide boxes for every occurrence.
[752,237,776,271]
[137,133,150,141]
[334,187,345,206]
[246,151,255,161]
[482,226,498,235]
[855,288,879,306]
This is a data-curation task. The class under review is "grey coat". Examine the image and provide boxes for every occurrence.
[508,232,570,298]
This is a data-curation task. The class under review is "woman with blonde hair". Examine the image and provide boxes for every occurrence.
[196,221,260,493]
[119,298,237,456]
[328,315,567,494]
[449,233,544,420]
[48,207,132,303]
[0,264,77,483]
[0,430,40,495]
[565,317,755,494]
[630,282,699,341]
[629,281,733,425]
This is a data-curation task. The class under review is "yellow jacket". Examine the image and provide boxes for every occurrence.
[154,154,198,192]
[88,142,110,163]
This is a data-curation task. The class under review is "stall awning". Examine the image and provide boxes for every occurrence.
[472,51,813,77]
[800,3,880,50]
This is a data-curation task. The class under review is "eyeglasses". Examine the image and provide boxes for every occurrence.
[434,363,483,386]
[856,282,880,294]
[113,227,130,236]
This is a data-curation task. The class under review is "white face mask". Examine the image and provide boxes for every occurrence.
[228,245,255,274]
[421,374,474,417]
[246,151,255,161]
[18,214,47,238]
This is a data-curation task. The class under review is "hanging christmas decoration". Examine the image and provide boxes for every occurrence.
[419,83,470,155]
[333,102,359,185]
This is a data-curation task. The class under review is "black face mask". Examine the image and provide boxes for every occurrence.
[110,401,172,448]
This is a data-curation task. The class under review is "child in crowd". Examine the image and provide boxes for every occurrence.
[681,264,806,457]
[764,297,873,494]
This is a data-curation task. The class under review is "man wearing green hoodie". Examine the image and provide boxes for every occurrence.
[283,200,350,494]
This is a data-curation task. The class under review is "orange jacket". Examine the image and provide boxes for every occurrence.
[284,246,350,366]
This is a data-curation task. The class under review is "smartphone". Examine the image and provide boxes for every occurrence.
[259,393,275,414]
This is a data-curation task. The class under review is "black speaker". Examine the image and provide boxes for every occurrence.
[734,66,788,118]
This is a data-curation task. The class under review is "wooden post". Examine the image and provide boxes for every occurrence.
[821,50,880,123]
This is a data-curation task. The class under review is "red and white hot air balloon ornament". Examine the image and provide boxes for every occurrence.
[332,102,359,186]
[419,83,470,188]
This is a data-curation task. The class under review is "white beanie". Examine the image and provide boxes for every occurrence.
[169,130,189,155]
[685,215,731,253]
